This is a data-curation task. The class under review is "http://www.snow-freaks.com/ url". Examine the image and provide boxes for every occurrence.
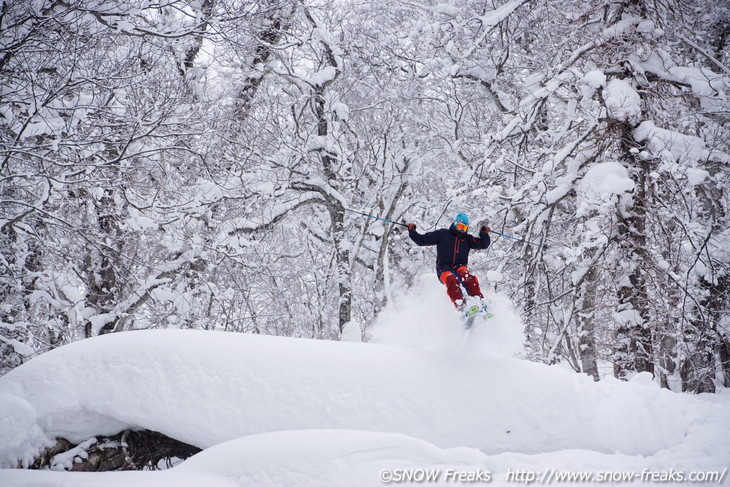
[378,467,728,484]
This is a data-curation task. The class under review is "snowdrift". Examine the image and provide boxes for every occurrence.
[1,325,728,486]
[0,329,687,462]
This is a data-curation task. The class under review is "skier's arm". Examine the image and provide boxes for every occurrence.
[406,224,441,246]
[469,226,491,249]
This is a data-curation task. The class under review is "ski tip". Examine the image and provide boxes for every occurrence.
[464,305,479,317]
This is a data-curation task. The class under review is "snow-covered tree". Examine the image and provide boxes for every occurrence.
[2,0,728,392]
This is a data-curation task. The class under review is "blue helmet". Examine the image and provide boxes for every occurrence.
[454,212,469,226]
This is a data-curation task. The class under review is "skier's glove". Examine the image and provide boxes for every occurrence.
[406,223,416,231]
[481,225,491,234]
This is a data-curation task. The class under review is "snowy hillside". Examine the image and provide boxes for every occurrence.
[1,281,728,486]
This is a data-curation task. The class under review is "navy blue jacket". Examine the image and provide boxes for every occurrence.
[408,224,490,275]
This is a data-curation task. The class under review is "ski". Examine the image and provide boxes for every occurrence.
[462,305,480,329]
[460,299,494,329]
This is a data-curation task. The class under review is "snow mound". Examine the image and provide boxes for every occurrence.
[177,429,489,486]
[0,327,716,469]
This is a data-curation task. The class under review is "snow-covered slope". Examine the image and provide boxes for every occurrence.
[0,279,728,486]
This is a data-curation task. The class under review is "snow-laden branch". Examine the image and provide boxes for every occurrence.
[223,193,329,236]
[87,253,200,336]
[679,35,730,77]
[443,0,528,113]
[73,1,213,40]
[634,121,730,165]
[458,0,530,61]
[497,16,646,142]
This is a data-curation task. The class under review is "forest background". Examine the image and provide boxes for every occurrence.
[1,0,728,394]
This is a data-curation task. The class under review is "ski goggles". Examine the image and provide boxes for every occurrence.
[455,221,469,232]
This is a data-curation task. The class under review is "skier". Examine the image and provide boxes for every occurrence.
[406,212,491,313]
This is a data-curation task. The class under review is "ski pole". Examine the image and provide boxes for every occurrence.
[345,208,408,227]
[489,230,547,250]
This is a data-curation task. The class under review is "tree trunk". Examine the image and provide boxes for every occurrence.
[680,272,729,393]
[614,124,654,380]
[331,206,352,334]
[720,336,730,388]
[84,189,123,337]
[577,264,600,381]
[235,3,295,119]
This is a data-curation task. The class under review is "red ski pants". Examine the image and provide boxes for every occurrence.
[439,266,483,306]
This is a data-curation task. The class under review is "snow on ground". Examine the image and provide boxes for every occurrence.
[0,277,729,486]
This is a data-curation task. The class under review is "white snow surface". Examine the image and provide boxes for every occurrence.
[0,277,729,486]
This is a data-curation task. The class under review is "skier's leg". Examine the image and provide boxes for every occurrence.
[439,271,465,306]
[457,267,492,316]
[456,266,483,298]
